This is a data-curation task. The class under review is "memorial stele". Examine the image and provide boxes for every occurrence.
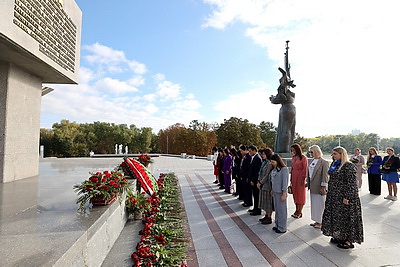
[0,0,82,182]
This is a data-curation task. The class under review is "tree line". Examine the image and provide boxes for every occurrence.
[40,118,400,157]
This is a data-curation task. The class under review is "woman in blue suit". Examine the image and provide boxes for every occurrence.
[367,147,382,195]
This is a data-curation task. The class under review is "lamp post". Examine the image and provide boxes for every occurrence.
[166,135,169,154]
[338,137,341,147]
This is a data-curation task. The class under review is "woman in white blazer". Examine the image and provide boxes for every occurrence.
[307,145,329,229]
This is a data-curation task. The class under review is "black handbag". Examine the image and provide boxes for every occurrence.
[287,185,293,194]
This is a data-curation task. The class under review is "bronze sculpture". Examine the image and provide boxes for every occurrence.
[270,41,296,154]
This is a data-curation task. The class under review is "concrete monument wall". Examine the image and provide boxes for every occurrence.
[0,63,42,181]
[0,0,82,83]
[0,0,82,182]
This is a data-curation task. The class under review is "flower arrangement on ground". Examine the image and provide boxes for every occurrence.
[73,170,130,211]
[137,154,153,166]
[131,173,189,267]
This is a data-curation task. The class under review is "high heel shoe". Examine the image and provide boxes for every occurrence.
[291,213,302,219]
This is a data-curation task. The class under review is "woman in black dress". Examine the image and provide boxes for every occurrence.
[322,146,364,249]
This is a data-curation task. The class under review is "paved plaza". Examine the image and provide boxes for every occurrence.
[1,156,400,267]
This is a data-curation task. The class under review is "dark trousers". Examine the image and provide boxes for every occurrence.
[368,173,381,195]
[219,173,225,186]
[235,176,243,197]
[252,184,261,212]
[242,178,253,205]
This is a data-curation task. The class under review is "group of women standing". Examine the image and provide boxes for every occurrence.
[367,147,400,200]
[282,144,364,249]
[213,144,372,249]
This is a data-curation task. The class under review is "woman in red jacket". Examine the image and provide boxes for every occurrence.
[290,143,308,218]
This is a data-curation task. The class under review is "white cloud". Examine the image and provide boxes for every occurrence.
[172,99,201,110]
[213,86,280,125]
[94,78,139,94]
[156,80,182,101]
[143,94,157,102]
[41,43,203,133]
[203,0,400,138]
[128,76,145,87]
[84,43,126,64]
[78,67,95,84]
[83,43,148,76]
[128,60,147,75]
[153,73,165,81]
[143,103,159,114]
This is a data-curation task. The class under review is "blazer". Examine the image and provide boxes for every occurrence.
[367,155,382,174]
[382,155,400,172]
[271,166,289,193]
[350,154,365,173]
[249,154,262,183]
[307,158,329,194]
[258,160,273,191]
[241,153,252,180]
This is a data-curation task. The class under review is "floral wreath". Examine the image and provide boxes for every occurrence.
[124,157,158,195]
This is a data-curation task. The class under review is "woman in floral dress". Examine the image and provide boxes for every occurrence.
[322,146,364,249]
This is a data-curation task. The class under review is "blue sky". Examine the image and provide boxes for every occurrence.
[41,0,400,138]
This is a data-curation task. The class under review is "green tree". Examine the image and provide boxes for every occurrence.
[293,133,308,151]
[258,121,276,148]
[51,120,88,157]
[158,122,216,156]
[135,127,153,153]
[216,117,264,148]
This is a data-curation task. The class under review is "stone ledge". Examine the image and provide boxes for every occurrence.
[54,198,128,267]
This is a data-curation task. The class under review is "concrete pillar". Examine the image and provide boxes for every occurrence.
[0,62,42,182]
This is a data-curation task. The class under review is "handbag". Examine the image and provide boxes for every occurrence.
[287,185,293,194]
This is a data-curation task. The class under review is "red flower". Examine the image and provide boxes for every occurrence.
[89,177,98,183]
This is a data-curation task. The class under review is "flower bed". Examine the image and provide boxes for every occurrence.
[130,173,189,267]
[73,161,190,266]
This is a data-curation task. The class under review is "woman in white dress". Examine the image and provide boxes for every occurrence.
[306,145,329,229]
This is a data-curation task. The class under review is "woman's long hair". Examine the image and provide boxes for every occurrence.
[291,143,304,160]
[271,154,286,168]
[368,147,378,162]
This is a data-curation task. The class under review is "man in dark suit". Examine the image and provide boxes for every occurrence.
[240,145,252,207]
[248,145,262,215]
